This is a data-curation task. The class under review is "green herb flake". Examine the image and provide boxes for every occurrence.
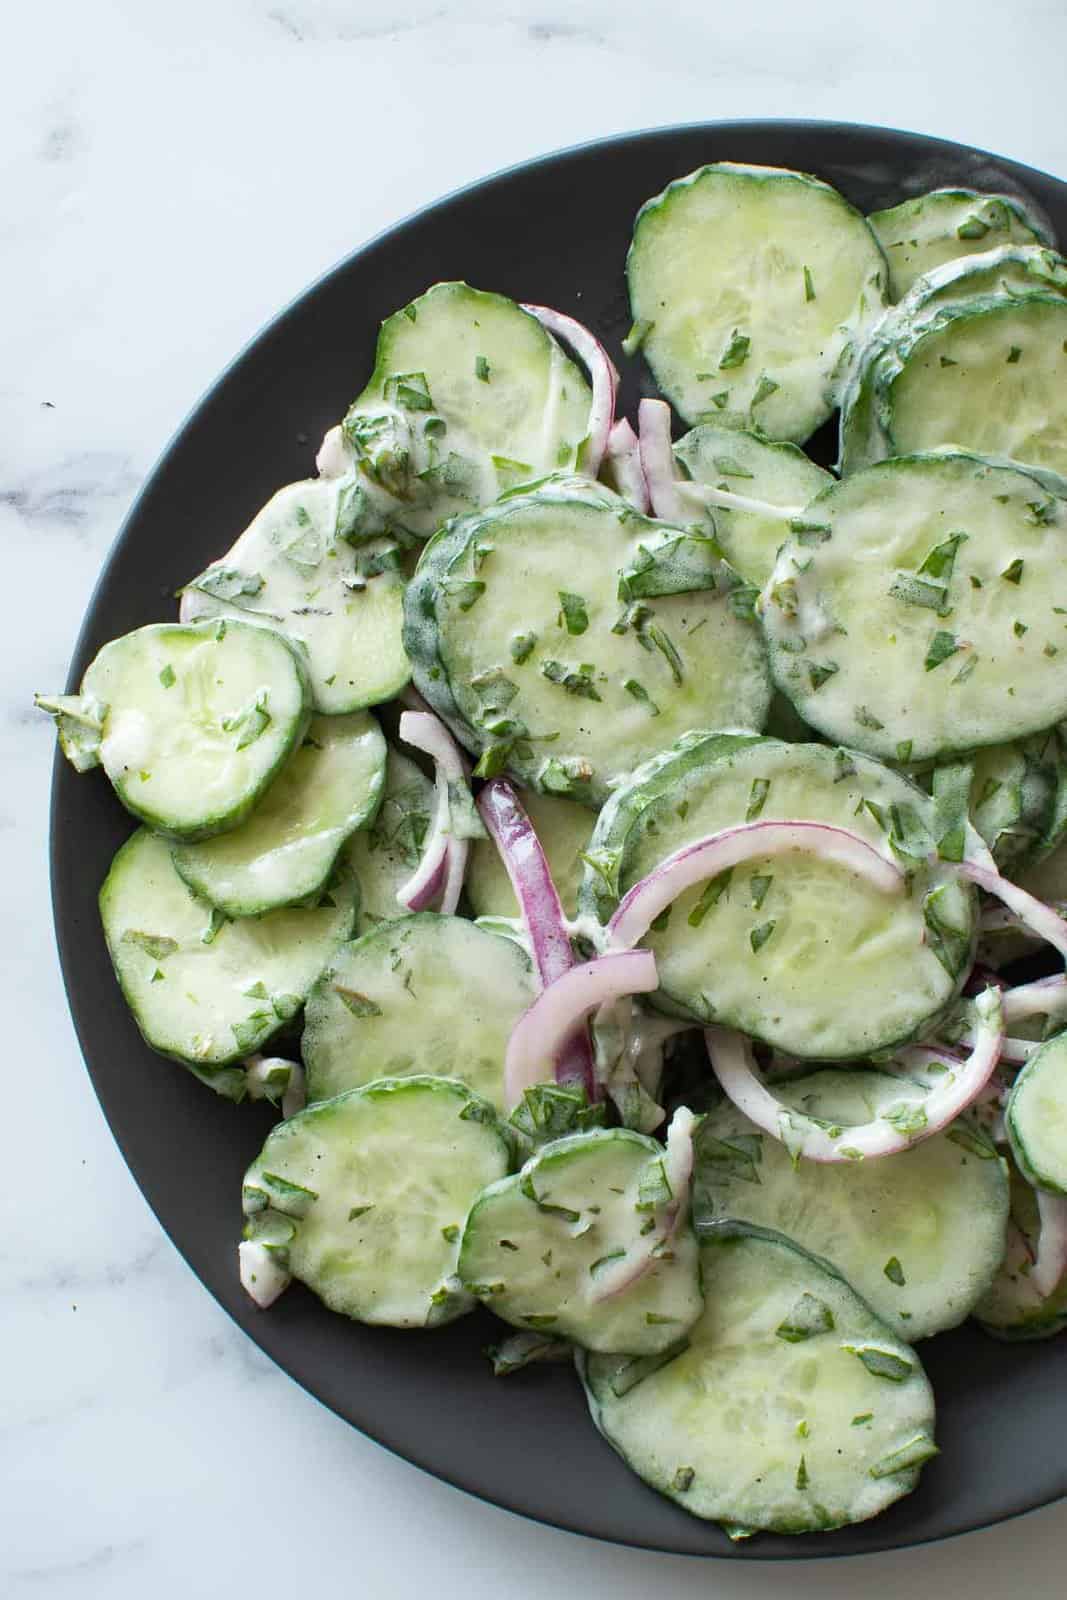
[807,660,839,691]
[795,1456,810,1492]
[750,920,776,954]
[803,266,816,302]
[940,355,958,368]
[195,566,265,602]
[957,215,990,240]
[540,659,602,701]
[743,778,770,821]
[869,1434,939,1479]
[624,678,660,716]
[333,985,383,1018]
[855,705,885,731]
[750,874,773,910]
[558,591,590,635]
[522,1314,558,1329]
[1007,345,1023,364]
[158,664,176,689]
[688,869,732,927]
[719,329,751,369]
[475,355,491,383]
[925,630,961,672]
[1045,643,1059,658]
[844,1344,914,1383]
[349,1205,374,1221]
[1014,619,1029,638]
[883,1256,906,1287]
[1001,558,1025,584]
[713,455,754,479]
[896,740,913,764]
[510,631,537,664]
[710,391,729,409]
[672,1467,695,1493]
[1028,499,1058,526]
[442,577,486,612]
[647,624,684,684]
[889,573,951,613]
[122,930,178,961]
[751,373,779,408]
[776,1293,835,1343]
[851,1413,874,1427]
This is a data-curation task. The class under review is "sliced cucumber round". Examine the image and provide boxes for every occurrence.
[171,712,386,916]
[580,733,974,1059]
[343,746,435,926]
[672,425,833,588]
[1006,1033,1067,1194]
[242,1075,511,1328]
[760,454,1067,763]
[693,1071,1009,1339]
[627,163,887,441]
[405,476,770,806]
[100,828,357,1091]
[302,913,536,1112]
[340,281,593,536]
[180,477,409,713]
[81,619,311,840]
[457,1128,703,1353]
[580,1224,937,1534]
[466,785,596,920]
[974,1163,1067,1340]
[968,725,1067,872]
[868,189,1051,301]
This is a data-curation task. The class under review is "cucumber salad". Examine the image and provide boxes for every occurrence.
[41,161,1067,1542]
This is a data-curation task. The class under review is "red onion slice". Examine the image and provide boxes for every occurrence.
[1001,973,1067,1025]
[604,418,651,512]
[396,710,473,916]
[957,858,1067,960]
[589,1105,697,1301]
[315,424,350,479]
[706,987,1004,1163]
[637,398,687,522]
[606,820,903,952]
[520,303,617,476]
[1032,1190,1067,1297]
[238,1242,291,1309]
[504,950,658,1110]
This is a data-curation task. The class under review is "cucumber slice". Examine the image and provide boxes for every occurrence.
[180,478,409,713]
[580,734,973,1059]
[302,913,536,1112]
[405,477,771,806]
[100,828,356,1091]
[974,1163,1067,1340]
[672,426,833,588]
[457,1128,703,1353]
[842,294,1067,478]
[760,454,1067,763]
[242,1076,511,1327]
[339,281,592,536]
[693,1071,1009,1339]
[968,725,1067,872]
[868,189,1051,300]
[77,619,311,840]
[172,712,386,916]
[466,785,596,920]
[343,747,435,926]
[897,244,1067,318]
[627,163,887,441]
[1007,1033,1067,1193]
[580,1224,937,1534]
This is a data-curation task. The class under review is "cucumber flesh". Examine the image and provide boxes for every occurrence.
[172,712,386,916]
[868,189,1050,300]
[342,281,593,536]
[457,1128,703,1353]
[466,785,596,920]
[99,828,357,1087]
[242,1076,511,1327]
[80,619,311,840]
[627,163,887,441]
[761,454,1067,763]
[180,478,410,713]
[302,913,536,1112]
[343,746,435,926]
[673,426,833,588]
[1007,1033,1067,1193]
[693,1070,1009,1339]
[580,1225,937,1534]
[581,733,973,1060]
[405,477,770,806]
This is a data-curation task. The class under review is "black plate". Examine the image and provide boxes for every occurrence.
[51,121,1067,1559]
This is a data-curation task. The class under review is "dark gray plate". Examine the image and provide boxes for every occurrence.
[50,121,1067,1558]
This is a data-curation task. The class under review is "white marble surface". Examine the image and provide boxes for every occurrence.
[5,1,1067,1593]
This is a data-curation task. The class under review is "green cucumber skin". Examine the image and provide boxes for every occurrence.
[404,479,770,807]
[170,712,387,918]
[84,620,313,842]
[580,1223,936,1535]
[1006,1034,1067,1195]
[869,189,1051,301]
[580,732,974,1059]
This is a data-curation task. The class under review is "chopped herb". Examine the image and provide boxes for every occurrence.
[710,391,729,409]
[1014,620,1029,638]
[121,930,178,960]
[1028,499,1057,526]
[510,631,537,664]
[441,577,486,611]
[889,573,952,614]
[645,1313,678,1326]
[919,530,968,583]
[557,591,590,635]
[884,1256,906,1286]
[195,566,265,602]
[673,1467,695,1493]
[540,659,602,701]
[951,653,978,685]
[746,778,771,820]
[751,373,779,408]
[624,678,660,716]
[803,266,816,302]
[851,1413,874,1427]
[750,920,776,953]
[332,985,383,1018]
[896,740,913,764]
[349,1205,374,1221]
[688,869,732,927]
[1007,345,1023,364]
[776,1292,835,1342]
[1045,643,1059,658]
[956,215,990,240]
[522,1314,559,1329]
[925,630,961,672]
[158,663,176,689]
[940,355,958,367]
[844,1344,914,1382]
[475,355,491,382]
[855,706,885,731]
[647,624,684,684]
[714,456,754,479]
[719,329,751,369]
[795,1456,810,1492]
[807,660,839,691]
[750,874,773,910]
[1001,559,1025,584]
[869,1434,939,1479]
[834,748,857,783]
[222,689,271,751]
[384,370,433,411]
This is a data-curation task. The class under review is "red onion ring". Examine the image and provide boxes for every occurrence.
[396,710,472,917]
[604,418,650,512]
[957,858,1067,960]
[637,398,686,522]
[520,303,617,476]
[1032,1190,1067,1297]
